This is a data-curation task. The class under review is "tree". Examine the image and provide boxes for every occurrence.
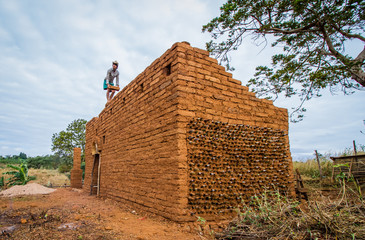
[27,155,62,169]
[19,152,27,159]
[203,0,365,121]
[51,119,87,165]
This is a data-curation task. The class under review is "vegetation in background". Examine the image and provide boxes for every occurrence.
[294,157,333,179]
[3,159,36,186]
[28,169,70,187]
[0,118,88,181]
[51,118,86,168]
[203,0,365,121]
[26,155,62,169]
[1,153,66,173]
[0,168,70,188]
[0,152,26,165]
[0,176,4,190]
[294,143,365,180]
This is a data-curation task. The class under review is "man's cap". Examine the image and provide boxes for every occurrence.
[112,60,119,66]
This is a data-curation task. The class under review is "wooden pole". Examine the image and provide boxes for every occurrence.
[349,140,357,177]
[353,140,358,155]
[97,155,101,196]
[315,150,323,180]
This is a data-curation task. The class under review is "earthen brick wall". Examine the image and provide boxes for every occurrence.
[84,42,294,222]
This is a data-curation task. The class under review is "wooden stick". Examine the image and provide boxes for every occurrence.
[97,155,101,196]
[349,140,358,177]
[315,150,323,180]
[353,140,358,155]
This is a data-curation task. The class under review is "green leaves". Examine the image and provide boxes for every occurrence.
[51,119,86,165]
[203,0,365,122]
[0,176,4,189]
[4,159,36,186]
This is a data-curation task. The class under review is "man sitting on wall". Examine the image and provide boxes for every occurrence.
[103,60,120,102]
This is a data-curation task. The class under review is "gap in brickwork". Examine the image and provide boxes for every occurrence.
[186,118,291,215]
[140,83,144,92]
[163,63,171,76]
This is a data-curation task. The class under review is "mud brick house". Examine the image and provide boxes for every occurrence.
[84,41,294,222]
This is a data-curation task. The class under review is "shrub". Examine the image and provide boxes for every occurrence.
[4,160,36,186]
[58,163,72,173]
[216,189,365,239]
[0,176,4,190]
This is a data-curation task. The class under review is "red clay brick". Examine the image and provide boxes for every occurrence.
[84,42,294,222]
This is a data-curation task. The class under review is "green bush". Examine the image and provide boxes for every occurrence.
[58,163,72,173]
[0,157,21,165]
[4,160,36,186]
[27,155,62,169]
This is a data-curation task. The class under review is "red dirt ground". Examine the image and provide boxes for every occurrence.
[0,188,209,240]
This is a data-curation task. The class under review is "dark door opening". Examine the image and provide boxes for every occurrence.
[90,154,100,195]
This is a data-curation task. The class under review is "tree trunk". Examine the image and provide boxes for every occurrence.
[351,46,365,87]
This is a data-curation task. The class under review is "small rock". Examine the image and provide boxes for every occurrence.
[58,222,80,230]
[0,225,17,234]
[104,226,112,230]
[20,218,27,224]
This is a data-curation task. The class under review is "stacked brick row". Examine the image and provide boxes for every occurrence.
[84,41,294,222]
[170,42,293,219]
[71,148,83,189]
[84,42,192,221]
[186,118,291,215]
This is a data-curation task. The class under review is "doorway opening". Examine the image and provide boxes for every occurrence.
[90,154,100,195]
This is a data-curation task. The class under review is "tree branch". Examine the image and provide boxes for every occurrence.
[321,24,365,87]
[262,22,319,34]
[290,81,314,122]
[351,46,365,86]
[332,24,365,42]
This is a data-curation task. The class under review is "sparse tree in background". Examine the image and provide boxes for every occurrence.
[51,119,87,167]
[203,0,365,121]
[19,152,27,159]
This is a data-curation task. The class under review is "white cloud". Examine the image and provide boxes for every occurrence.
[0,0,363,159]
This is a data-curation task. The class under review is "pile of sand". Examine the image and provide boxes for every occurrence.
[0,183,56,197]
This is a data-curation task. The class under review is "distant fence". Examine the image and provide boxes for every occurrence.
[331,154,365,184]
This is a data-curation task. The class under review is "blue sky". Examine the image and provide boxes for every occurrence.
[0,0,364,160]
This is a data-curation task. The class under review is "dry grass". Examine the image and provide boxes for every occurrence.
[0,167,70,187]
[214,187,365,240]
[28,168,70,186]
[293,159,333,180]
[213,157,365,239]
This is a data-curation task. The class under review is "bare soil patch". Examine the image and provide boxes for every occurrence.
[0,188,202,240]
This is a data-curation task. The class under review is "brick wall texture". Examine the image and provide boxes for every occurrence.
[84,41,294,222]
[71,147,82,189]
